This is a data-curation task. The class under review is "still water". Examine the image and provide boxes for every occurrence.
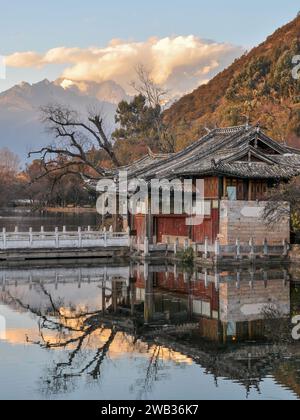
[0,208,101,232]
[0,261,300,400]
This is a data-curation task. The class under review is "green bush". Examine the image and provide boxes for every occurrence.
[179,247,195,265]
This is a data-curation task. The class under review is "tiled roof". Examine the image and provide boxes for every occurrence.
[123,125,300,180]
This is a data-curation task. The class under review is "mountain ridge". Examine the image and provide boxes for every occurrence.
[164,15,300,149]
[0,79,128,161]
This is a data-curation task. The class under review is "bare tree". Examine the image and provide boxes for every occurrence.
[0,148,20,175]
[0,148,22,206]
[131,64,168,108]
[263,178,300,227]
[131,65,176,153]
[28,105,120,183]
[5,282,173,395]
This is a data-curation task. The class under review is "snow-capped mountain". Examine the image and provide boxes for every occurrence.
[55,79,131,105]
[0,79,130,161]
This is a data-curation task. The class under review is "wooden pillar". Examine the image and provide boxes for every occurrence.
[223,177,227,198]
[204,237,209,259]
[130,277,136,316]
[187,276,193,321]
[263,239,268,257]
[236,271,241,289]
[248,180,252,201]
[145,196,153,244]
[144,272,154,325]
[235,238,241,260]
[112,280,118,313]
[283,239,288,257]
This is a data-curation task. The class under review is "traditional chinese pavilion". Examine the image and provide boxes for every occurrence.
[99,124,300,245]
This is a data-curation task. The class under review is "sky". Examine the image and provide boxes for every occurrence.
[0,0,299,94]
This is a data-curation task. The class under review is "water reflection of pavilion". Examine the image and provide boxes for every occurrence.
[133,264,291,343]
[0,263,299,399]
[0,264,291,343]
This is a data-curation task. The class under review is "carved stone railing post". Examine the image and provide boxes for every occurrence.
[137,237,140,253]
[78,227,82,248]
[29,228,33,247]
[55,227,59,248]
[215,239,221,257]
[174,238,179,256]
[184,239,189,252]
[103,227,107,248]
[126,227,131,247]
[193,242,197,256]
[2,228,6,250]
[214,270,220,290]
[249,237,255,261]
[144,237,149,257]
[204,268,208,288]
[283,239,288,257]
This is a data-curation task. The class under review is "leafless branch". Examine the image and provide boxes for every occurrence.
[131,64,169,108]
[28,104,120,184]
[263,178,300,227]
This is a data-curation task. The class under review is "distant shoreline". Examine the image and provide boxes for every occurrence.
[45,207,97,214]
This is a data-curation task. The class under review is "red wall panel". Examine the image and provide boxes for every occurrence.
[155,215,189,242]
[134,214,146,242]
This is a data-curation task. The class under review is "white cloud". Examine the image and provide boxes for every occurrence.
[5,36,243,96]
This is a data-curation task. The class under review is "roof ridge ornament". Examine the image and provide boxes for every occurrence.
[147,147,155,158]
[211,158,218,168]
[215,125,246,135]
[245,116,250,131]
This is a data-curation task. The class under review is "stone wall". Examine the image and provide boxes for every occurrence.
[219,200,290,245]
[219,279,290,323]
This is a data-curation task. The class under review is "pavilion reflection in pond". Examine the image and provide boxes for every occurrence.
[0,264,293,345]
[0,263,299,398]
[133,264,291,343]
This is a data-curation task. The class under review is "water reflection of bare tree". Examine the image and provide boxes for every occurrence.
[6,284,296,399]
[7,284,171,396]
[6,285,129,394]
[133,345,170,400]
[260,304,292,344]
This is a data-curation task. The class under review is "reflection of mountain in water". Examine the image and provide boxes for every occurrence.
[1,263,300,398]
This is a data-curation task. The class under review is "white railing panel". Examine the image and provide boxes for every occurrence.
[0,230,130,250]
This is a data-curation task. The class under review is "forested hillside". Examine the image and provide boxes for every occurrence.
[164,15,300,149]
